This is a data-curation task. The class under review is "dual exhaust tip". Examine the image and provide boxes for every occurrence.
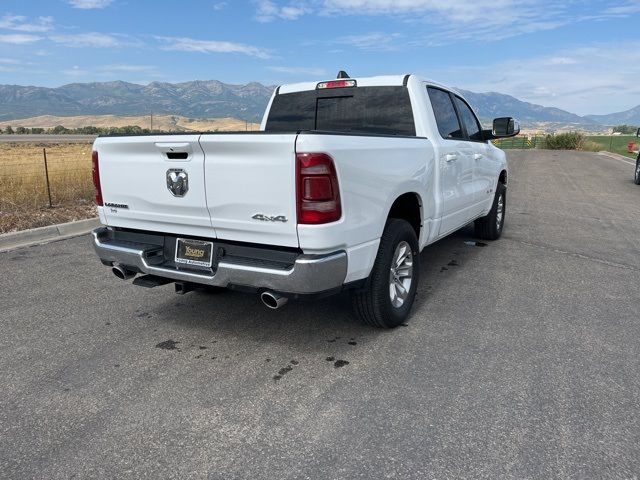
[112,264,136,281]
[111,264,288,310]
[260,291,288,309]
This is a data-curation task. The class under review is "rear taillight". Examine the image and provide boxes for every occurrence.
[91,150,103,206]
[296,153,341,224]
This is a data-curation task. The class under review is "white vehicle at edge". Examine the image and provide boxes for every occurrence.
[91,73,519,328]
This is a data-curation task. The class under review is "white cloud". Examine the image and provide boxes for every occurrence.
[256,1,640,47]
[602,1,640,15]
[213,2,227,10]
[0,15,54,32]
[0,34,42,44]
[156,36,270,59]
[67,0,114,9]
[49,32,124,47]
[433,41,640,115]
[324,0,478,16]
[99,64,158,73]
[336,32,402,51]
[0,58,21,72]
[321,0,572,44]
[255,0,310,22]
[59,64,162,79]
[547,57,579,66]
[268,66,327,76]
[62,65,90,76]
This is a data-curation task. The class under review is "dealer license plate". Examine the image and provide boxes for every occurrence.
[175,238,214,267]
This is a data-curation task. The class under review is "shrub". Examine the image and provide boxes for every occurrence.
[542,132,585,150]
[581,140,602,152]
[612,124,638,134]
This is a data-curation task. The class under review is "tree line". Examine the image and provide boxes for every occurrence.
[0,125,153,135]
[611,124,639,134]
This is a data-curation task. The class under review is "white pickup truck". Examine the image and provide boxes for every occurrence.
[91,73,519,328]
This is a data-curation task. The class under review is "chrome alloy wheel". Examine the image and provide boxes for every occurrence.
[389,241,413,308]
[636,161,640,182]
[496,193,505,231]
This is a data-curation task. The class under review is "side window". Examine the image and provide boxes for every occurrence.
[454,96,483,141]
[427,87,463,140]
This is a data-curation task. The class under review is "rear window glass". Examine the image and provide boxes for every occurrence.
[265,86,416,136]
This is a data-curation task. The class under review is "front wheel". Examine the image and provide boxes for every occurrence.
[474,183,506,240]
[351,219,420,328]
[634,158,640,185]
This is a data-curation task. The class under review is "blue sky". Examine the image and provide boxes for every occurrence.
[0,0,639,115]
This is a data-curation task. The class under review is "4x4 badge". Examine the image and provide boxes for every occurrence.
[252,213,288,223]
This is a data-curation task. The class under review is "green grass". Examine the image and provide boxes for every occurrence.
[586,135,638,158]
[493,134,639,159]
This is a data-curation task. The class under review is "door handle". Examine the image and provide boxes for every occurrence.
[445,154,457,162]
[474,153,484,160]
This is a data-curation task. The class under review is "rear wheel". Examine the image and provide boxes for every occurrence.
[351,219,420,328]
[634,158,640,185]
[474,183,506,240]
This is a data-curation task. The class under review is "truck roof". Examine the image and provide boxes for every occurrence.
[278,74,452,95]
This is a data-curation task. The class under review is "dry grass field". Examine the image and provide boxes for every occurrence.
[0,142,96,234]
[0,115,260,132]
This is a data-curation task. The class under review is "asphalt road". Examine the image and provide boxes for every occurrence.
[1,150,639,479]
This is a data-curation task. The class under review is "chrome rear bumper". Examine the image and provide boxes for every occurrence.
[92,227,347,294]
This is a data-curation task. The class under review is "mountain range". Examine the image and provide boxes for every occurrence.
[0,80,273,123]
[584,105,640,126]
[0,80,638,129]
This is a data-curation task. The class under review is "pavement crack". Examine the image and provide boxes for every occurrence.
[504,236,640,272]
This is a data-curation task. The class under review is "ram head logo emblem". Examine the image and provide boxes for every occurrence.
[166,169,188,197]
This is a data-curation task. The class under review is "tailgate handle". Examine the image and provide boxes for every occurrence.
[166,152,189,160]
[155,142,193,161]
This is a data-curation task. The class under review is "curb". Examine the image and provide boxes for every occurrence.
[0,217,100,252]
[597,151,636,165]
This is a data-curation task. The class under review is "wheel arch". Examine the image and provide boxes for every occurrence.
[499,169,507,186]
[387,192,423,241]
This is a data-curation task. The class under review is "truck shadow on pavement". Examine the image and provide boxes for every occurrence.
[143,224,490,345]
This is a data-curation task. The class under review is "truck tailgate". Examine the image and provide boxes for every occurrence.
[95,135,215,238]
[199,133,299,247]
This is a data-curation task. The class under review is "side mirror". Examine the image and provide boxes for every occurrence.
[492,117,520,138]
[636,127,640,138]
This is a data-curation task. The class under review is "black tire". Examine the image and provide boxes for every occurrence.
[634,157,640,185]
[351,219,420,328]
[474,183,506,240]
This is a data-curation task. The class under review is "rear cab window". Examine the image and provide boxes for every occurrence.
[265,86,416,136]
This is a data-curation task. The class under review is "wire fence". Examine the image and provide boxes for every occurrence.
[0,143,94,210]
[492,133,639,158]
[491,135,544,149]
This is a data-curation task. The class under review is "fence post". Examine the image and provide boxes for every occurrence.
[609,135,613,151]
[43,147,53,208]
